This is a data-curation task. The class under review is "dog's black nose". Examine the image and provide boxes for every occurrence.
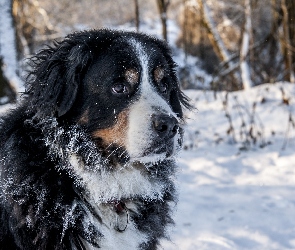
[152,114,179,139]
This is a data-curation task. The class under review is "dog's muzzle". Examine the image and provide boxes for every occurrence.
[148,113,180,157]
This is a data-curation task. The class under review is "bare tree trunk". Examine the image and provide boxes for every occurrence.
[281,0,295,82]
[0,57,16,103]
[0,0,23,101]
[182,0,188,59]
[156,0,170,41]
[13,0,32,56]
[240,0,252,89]
[134,0,140,32]
[289,0,295,71]
[197,0,240,88]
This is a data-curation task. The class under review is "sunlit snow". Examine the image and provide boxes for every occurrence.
[161,83,295,250]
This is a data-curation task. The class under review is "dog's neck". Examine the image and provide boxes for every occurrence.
[15,116,177,249]
[34,117,176,204]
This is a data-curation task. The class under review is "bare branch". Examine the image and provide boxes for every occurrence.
[240,0,253,89]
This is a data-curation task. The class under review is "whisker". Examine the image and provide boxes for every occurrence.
[105,143,124,159]
[119,150,127,158]
[105,142,114,150]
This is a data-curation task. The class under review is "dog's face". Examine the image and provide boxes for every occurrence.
[28,30,189,165]
[79,37,183,163]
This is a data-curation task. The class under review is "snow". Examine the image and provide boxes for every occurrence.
[161,82,295,250]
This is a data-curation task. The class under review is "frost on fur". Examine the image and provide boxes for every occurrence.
[19,116,177,247]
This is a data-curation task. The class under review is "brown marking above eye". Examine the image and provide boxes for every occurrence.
[125,68,139,85]
[154,67,165,82]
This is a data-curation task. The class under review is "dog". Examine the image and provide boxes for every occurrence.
[0,29,190,249]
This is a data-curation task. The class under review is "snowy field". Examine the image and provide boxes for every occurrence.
[162,82,295,250]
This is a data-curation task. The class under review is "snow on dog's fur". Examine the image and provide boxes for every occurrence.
[0,29,190,249]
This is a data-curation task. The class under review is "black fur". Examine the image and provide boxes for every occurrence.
[0,29,190,250]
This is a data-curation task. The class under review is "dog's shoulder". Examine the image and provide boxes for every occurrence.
[0,106,87,249]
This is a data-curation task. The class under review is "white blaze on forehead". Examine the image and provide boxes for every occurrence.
[126,39,177,159]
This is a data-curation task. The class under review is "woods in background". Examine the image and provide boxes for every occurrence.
[0,0,295,103]
[180,0,295,90]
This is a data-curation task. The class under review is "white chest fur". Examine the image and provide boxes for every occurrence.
[68,154,166,203]
[67,154,167,249]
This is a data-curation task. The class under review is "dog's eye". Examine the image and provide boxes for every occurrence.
[159,82,168,94]
[112,84,129,94]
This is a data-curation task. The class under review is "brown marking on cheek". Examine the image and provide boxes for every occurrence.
[78,109,89,124]
[125,68,139,85]
[91,109,129,147]
[154,67,164,82]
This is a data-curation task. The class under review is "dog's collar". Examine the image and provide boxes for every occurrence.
[113,201,126,214]
[111,201,129,232]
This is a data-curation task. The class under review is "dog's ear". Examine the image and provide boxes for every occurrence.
[170,88,192,118]
[170,89,183,118]
[27,35,93,118]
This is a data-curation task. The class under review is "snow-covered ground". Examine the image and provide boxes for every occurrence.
[162,82,295,250]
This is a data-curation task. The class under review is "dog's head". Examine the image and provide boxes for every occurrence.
[27,29,190,164]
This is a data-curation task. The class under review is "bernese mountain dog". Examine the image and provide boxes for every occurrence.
[0,29,190,249]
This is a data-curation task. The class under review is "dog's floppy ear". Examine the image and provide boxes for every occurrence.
[27,34,92,118]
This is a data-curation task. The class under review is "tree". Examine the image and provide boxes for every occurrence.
[0,0,23,102]
[134,0,140,32]
[197,0,241,89]
[280,0,295,82]
[0,58,15,103]
[156,0,170,41]
[240,0,253,89]
[0,0,60,103]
